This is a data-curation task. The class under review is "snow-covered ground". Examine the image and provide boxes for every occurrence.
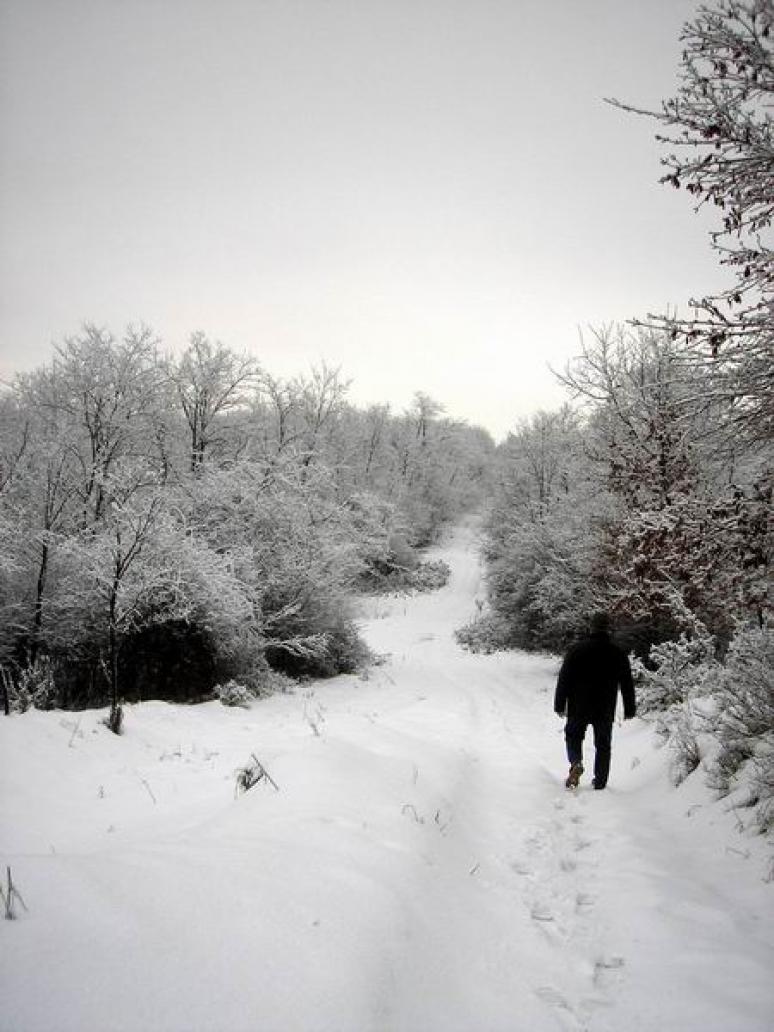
[1,522,772,1032]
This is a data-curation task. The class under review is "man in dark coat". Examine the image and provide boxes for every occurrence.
[554,611,636,790]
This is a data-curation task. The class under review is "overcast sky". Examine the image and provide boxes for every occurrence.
[0,0,726,439]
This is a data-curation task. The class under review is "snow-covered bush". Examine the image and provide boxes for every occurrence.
[215,680,254,708]
[631,625,717,715]
[455,613,514,655]
[266,609,372,679]
[358,528,443,595]
[664,700,706,786]
[629,625,718,786]
[480,409,613,653]
[9,657,58,713]
[250,664,297,697]
[707,626,774,830]
[632,623,774,832]
[410,560,450,593]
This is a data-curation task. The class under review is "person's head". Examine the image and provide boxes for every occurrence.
[588,610,611,635]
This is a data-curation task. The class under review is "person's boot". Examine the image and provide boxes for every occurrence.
[565,762,584,789]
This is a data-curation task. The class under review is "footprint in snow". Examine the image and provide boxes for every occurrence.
[534,986,581,1030]
[530,903,566,945]
[575,891,595,911]
[592,955,626,991]
[530,903,556,923]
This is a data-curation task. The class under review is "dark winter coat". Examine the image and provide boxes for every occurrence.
[554,631,636,722]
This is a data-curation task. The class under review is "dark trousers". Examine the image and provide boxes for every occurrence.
[565,715,613,788]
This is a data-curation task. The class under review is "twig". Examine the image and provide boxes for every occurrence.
[1,867,28,920]
[235,754,280,796]
[401,803,424,824]
[252,754,280,792]
[140,777,157,804]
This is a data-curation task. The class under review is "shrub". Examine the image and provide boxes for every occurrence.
[215,680,254,708]
[9,657,59,713]
[455,613,514,655]
[361,555,451,596]
[635,623,774,834]
[410,560,451,593]
[250,664,297,697]
[630,625,717,714]
[665,701,704,786]
[708,626,774,829]
[266,611,371,679]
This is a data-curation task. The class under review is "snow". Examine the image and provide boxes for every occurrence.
[1,522,772,1032]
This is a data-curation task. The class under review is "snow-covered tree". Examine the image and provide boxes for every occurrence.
[166,332,259,472]
[1,325,494,706]
[556,325,767,645]
[472,408,610,652]
[609,0,774,443]
[17,325,165,524]
[293,363,351,470]
[561,326,700,511]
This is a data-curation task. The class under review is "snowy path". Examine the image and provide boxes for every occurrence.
[1,522,772,1032]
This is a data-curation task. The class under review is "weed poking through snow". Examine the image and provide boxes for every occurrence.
[235,754,280,797]
[1,867,28,920]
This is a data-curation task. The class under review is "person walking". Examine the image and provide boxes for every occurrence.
[554,611,636,790]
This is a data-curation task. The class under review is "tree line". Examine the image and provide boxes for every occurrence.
[0,329,494,722]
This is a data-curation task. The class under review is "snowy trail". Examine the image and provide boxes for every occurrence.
[1,522,772,1032]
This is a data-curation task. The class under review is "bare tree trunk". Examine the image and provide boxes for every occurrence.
[29,542,49,668]
[108,583,121,732]
[0,667,11,716]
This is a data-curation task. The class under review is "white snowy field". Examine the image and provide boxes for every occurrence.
[1,523,772,1032]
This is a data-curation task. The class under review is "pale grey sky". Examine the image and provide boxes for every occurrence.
[0,0,724,439]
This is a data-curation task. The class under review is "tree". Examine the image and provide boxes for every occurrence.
[559,324,769,645]
[560,326,700,511]
[293,363,350,470]
[482,409,607,651]
[0,391,29,497]
[252,372,301,459]
[3,329,165,671]
[497,406,581,518]
[608,0,774,442]
[168,332,259,472]
[16,325,165,524]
